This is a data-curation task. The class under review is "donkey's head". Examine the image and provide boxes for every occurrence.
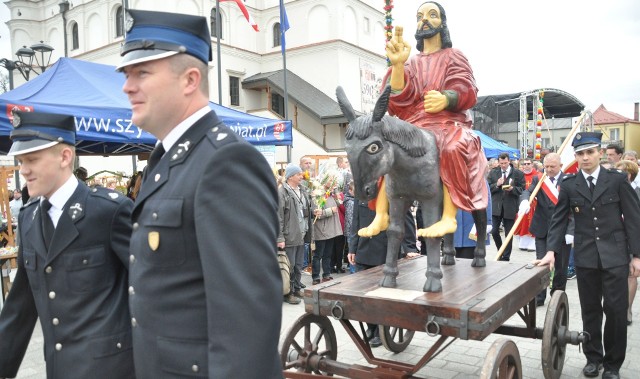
[336,85,393,201]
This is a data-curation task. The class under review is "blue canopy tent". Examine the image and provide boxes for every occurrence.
[0,58,292,155]
[473,130,520,160]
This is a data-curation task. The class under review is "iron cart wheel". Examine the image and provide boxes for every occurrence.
[379,325,415,353]
[280,313,338,376]
[480,338,523,379]
[541,290,569,379]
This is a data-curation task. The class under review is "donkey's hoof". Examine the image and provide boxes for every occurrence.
[423,277,442,293]
[380,275,397,288]
[441,254,456,265]
[471,257,486,267]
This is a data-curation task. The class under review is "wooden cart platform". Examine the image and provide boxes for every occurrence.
[280,256,586,378]
[304,256,549,340]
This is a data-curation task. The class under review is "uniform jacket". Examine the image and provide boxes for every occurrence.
[521,174,575,238]
[488,164,525,219]
[548,168,640,268]
[129,111,282,378]
[277,184,313,246]
[0,183,134,379]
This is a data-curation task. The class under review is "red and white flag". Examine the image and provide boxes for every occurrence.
[222,0,259,32]
[560,122,580,174]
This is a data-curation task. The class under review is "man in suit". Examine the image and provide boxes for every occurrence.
[487,152,525,261]
[519,153,573,306]
[536,132,640,379]
[0,111,134,378]
[118,10,282,378]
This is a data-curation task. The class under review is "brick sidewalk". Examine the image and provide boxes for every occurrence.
[5,236,640,378]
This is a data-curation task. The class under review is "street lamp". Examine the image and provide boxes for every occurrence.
[30,41,55,73]
[0,41,54,87]
[1,42,55,187]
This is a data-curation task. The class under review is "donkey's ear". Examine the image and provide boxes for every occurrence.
[372,85,391,122]
[336,86,357,123]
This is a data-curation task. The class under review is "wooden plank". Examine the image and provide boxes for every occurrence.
[303,256,549,340]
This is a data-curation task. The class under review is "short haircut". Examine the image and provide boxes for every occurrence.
[606,144,623,155]
[623,150,638,159]
[498,153,510,161]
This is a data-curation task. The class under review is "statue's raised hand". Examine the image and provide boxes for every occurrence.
[385,26,411,66]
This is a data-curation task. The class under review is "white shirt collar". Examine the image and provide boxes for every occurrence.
[581,166,601,183]
[160,106,211,153]
[43,174,79,226]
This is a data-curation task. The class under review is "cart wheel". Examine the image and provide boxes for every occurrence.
[541,290,569,379]
[480,338,522,379]
[379,325,415,353]
[280,313,338,376]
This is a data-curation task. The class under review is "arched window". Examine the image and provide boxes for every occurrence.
[72,22,79,50]
[210,8,222,38]
[115,6,124,37]
[273,22,281,47]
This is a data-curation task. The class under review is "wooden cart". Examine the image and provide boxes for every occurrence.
[280,256,586,379]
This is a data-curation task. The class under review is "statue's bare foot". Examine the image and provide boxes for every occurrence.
[417,218,457,238]
[358,213,389,237]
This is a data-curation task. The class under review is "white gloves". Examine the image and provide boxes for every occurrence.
[565,234,574,245]
[518,200,530,215]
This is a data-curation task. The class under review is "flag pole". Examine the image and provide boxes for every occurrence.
[216,0,223,104]
[280,1,291,163]
[495,110,588,261]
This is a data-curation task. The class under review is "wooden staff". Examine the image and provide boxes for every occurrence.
[494,111,588,261]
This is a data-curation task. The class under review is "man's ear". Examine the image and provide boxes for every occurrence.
[183,67,201,96]
[60,145,75,168]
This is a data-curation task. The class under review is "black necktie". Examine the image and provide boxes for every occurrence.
[550,177,555,184]
[147,144,165,173]
[502,171,507,179]
[587,176,595,193]
[41,199,55,249]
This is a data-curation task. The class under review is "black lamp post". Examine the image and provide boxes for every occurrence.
[1,42,55,187]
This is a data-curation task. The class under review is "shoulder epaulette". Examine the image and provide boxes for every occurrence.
[89,186,126,203]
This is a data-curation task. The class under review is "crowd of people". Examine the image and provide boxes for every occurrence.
[0,2,637,378]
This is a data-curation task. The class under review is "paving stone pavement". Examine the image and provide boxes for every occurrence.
[4,236,639,378]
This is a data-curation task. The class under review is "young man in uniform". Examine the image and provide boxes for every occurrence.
[0,111,134,378]
[536,132,640,379]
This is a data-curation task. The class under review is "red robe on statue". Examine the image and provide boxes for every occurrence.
[382,48,488,212]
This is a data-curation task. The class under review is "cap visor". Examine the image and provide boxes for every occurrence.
[116,50,179,71]
[573,143,600,152]
[8,140,59,156]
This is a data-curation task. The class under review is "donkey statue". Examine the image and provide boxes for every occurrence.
[336,85,487,292]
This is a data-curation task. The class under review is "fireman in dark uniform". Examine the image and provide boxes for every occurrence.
[536,132,640,379]
[0,111,134,378]
[118,10,282,378]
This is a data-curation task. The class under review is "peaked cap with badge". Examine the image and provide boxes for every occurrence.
[8,110,75,156]
[572,131,602,152]
[119,10,283,379]
[117,9,212,71]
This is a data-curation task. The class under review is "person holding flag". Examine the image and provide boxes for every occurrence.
[519,153,573,306]
[535,132,640,379]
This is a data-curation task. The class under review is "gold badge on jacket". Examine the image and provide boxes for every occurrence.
[148,231,160,251]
